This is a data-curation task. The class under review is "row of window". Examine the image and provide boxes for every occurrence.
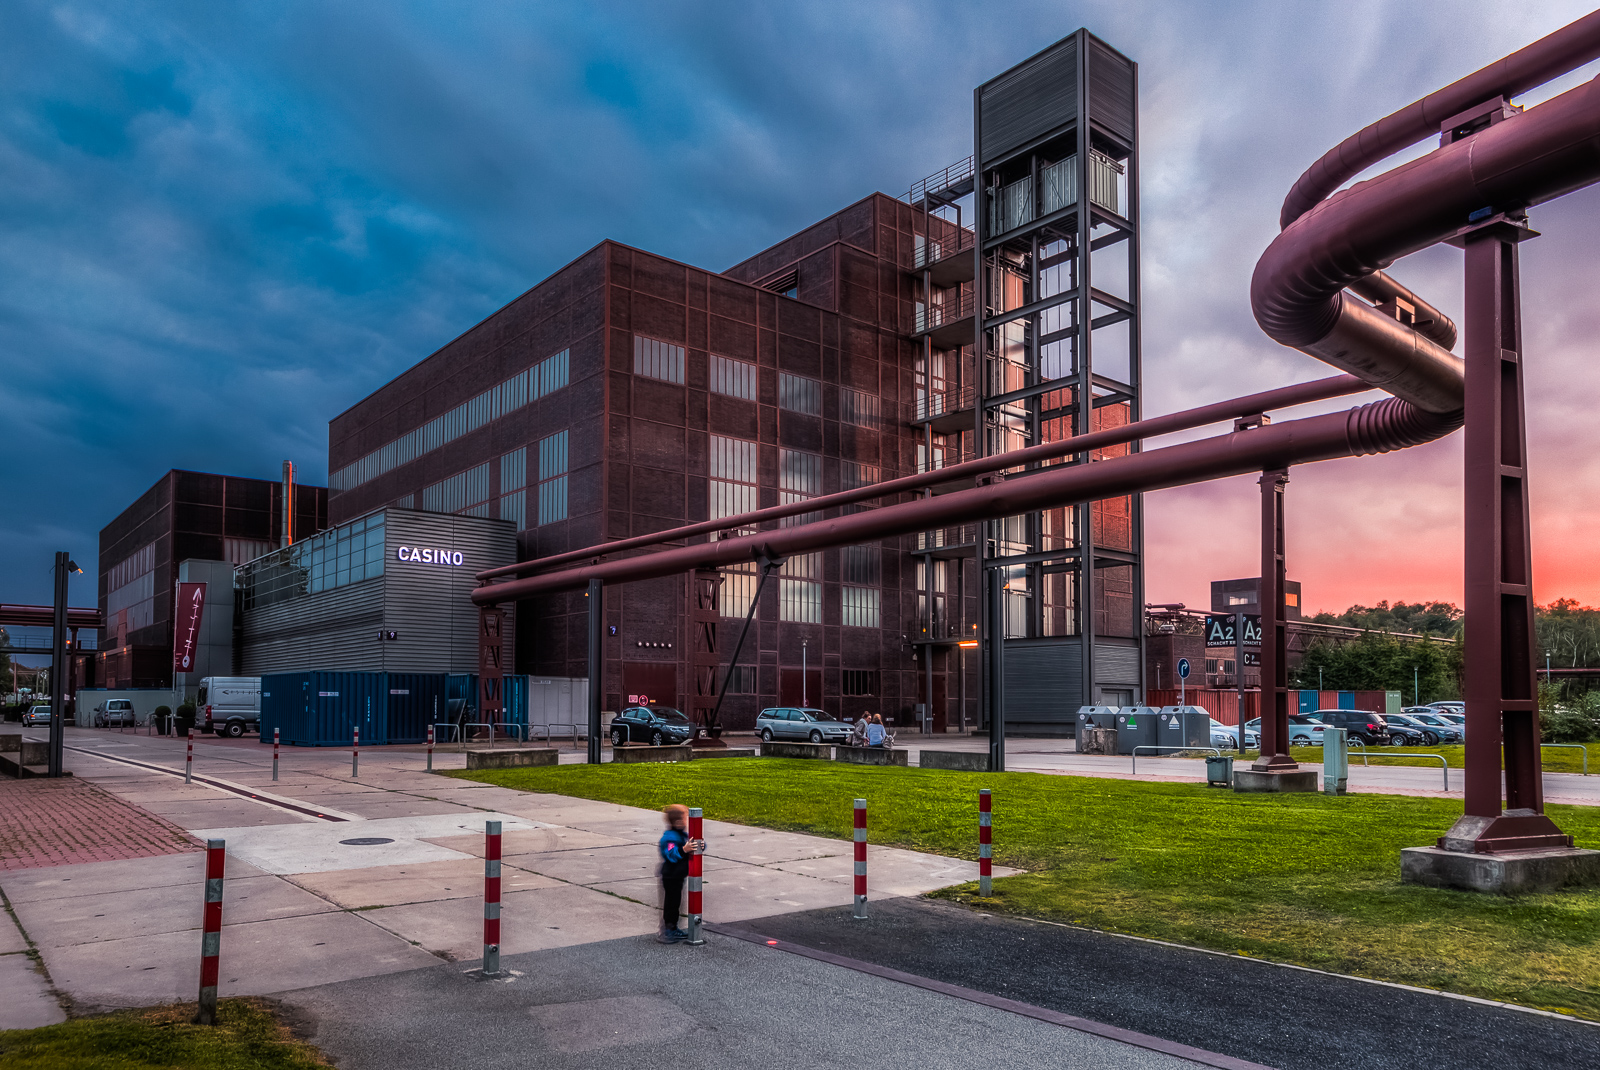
[636,334,881,429]
[716,551,881,626]
[330,349,569,493]
[106,542,157,633]
[708,667,880,696]
[412,432,569,529]
[235,514,387,611]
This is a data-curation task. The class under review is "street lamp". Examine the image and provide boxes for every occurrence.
[1413,664,1419,706]
[802,639,808,707]
[49,553,83,779]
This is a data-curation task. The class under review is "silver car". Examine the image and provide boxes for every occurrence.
[94,700,137,728]
[1209,719,1259,750]
[23,705,52,726]
[756,708,851,744]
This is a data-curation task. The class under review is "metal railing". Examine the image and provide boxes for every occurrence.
[492,722,525,745]
[914,226,976,270]
[1536,738,1587,770]
[431,722,462,745]
[527,722,584,748]
[1351,749,1450,791]
[459,722,492,748]
[909,155,975,207]
[914,386,978,424]
[913,289,976,335]
[1131,745,1222,774]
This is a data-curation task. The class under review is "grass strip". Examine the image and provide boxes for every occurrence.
[450,759,1600,1019]
[1212,744,1593,774]
[0,998,329,1069]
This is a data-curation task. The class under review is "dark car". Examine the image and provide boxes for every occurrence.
[1385,712,1451,745]
[1312,709,1391,745]
[1400,708,1463,743]
[609,706,697,747]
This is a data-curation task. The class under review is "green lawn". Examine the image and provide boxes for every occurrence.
[450,759,1600,1019]
[0,999,329,1069]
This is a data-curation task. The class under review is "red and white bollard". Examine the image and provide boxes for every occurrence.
[196,838,225,1024]
[852,798,867,919]
[686,807,704,945]
[272,727,280,782]
[352,725,359,778]
[185,728,194,785]
[426,724,435,772]
[978,788,992,896]
[483,820,502,975]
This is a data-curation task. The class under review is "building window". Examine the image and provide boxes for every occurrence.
[841,387,880,430]
[224,538,276,567]
[634,335,685,384]
[721,665,757,694]
[422,463,491,517]
[720,563,756,618]
[842,670,879,696]
[537,431,568,524]
[779,448,822,526]
[236,513,385,611]
[1284,592,1299,607]
[919,558,950,639]
[841,461,880,514]
[106,542,157,632]
[1228,594,1250,606]
[778,372,822,415]
[841,585,880,628]
[710,434,758,532]
[330,349,568,493]
[841,545,880,628]
[779,552,822,623]
[710,355,757,401]
[500,448,527,531]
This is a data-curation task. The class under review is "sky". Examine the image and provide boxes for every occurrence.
[2,0,1599,619]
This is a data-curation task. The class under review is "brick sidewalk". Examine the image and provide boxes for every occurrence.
[0,778,199,871]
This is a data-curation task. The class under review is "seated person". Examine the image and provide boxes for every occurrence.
[865,715,887,748]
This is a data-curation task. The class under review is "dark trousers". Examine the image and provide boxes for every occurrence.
[661,862,687,930]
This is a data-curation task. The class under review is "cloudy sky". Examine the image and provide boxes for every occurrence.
[3,0,1598,616]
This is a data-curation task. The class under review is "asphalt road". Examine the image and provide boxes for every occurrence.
[737,897,1600,1070]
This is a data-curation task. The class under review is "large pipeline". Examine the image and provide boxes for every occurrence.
[475,13,1600,608]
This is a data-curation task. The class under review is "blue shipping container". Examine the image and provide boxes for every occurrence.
[1337,691,1356,710]
[445,673,528,732]
[1296,690,1318,714]
[385,673,447,745]
[261,672,388,747]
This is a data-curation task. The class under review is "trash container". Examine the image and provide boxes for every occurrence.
[1113,707,1160,755]
[1075,706,1118,752]
[1157,706,1211,748]
[1205,754,1234,787]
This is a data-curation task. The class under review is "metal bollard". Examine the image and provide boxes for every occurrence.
[352,725,359,778]
[427,724,435,773]
[272,727,280,782]
[186,728,194,785]
[686,807,704,945]
[852,798,867,919]
[1323,727,1348,795]
[483,820,502,975]
[978,788,992,896]
[195,839,225,1024]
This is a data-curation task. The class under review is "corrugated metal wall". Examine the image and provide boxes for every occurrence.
[979,38,1078,167]
[1002,638,1082,729]
[240,508,516,676]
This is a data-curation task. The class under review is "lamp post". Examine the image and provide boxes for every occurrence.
[802,639,808,706]
[49,553,83,779]
[1414,664,1419,707]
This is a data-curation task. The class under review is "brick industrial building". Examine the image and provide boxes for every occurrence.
[326,30,1146,733]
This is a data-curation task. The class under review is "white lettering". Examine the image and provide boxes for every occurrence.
[394,544,465,567]
[452,552,464,565]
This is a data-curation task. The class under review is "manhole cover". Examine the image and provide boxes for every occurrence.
[339,837,396,846]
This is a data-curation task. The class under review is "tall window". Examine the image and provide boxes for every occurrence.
[841,386,880,429]
[918,558,949,639]
[537,431,568,524]
[721,665,757,694]
[779,448,821,526]
[779,552,822,623]
[500,448,527,530]
[841,461,880,515]
[710,435,758,530]
[842,670,879,696]
[634,335,685,384]
[710,355,757,401]
[841,545,880,628]
[421,463,491,516]
[106,543,157,632]
[778,372,822,415]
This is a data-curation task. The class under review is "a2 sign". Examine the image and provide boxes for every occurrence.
[1204,613,1263,648]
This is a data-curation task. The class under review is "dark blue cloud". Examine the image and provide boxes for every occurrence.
[1,0,1597,616]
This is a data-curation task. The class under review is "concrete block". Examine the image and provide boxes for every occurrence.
[609,745,694,764]
[760,741,833,760]
[687,747,757,759]
[465,747,559,770]
[1077,727,1117,755]
[918,750,990,771]
[1400,845,1600,894]
[833,747,908,767]
[1232,769,1317,793]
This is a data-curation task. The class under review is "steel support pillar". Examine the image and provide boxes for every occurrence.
[1443,221,1570,852]
[587,579,603,765]
[986,565,1005,772]
[1253,468,1295,770]
[48,552,67,778]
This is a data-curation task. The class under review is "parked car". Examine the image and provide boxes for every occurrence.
[23,705,51,726]
[1433,711,1466,728]
[1401,708,1464,743]
[93,699,137,728]
[1311,709,1391,745]
[1386,711,1458,745]
[609,706,697,746]
[756,707,852,744]
[1209,719,1259,750]
[1243,714,1326,745]
[198,677,261,737]
[1427,701,1466,715]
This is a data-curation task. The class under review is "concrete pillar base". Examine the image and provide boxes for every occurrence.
[1400,845,1600,894]
[1231,769,1317,793]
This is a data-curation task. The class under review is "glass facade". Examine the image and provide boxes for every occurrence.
[237,513,386,611]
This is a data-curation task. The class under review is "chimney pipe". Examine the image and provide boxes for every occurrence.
[281,460,295,547]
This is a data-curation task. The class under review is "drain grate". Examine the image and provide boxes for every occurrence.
[339,837,396,846]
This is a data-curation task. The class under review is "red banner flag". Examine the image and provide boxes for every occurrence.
[173,582,207,674]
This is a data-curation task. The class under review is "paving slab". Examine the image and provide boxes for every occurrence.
[590,862,854,920]
[0,952,65,1029]
[701,824,850,865]
[506,844,659,885]
[13,874,338,949]
[0,906,30,954]
[290,858,561,910]
[1,852,268,904]
[768,844,1014,896]
[193,812,544,875]
[427,827,634,857]
[359,883,658,960]
[47,909,439,1009]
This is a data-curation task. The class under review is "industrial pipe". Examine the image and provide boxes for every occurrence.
[474,398,1457,602]
[476,373,1369,583]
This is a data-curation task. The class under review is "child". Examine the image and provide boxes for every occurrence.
[657,804,705,943]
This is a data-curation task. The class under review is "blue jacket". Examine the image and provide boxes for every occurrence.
[659,828,689,866]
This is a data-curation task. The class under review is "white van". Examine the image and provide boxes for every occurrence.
[198,677,261,737]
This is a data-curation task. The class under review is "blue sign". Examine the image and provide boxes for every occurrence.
[1177,658,1191,680]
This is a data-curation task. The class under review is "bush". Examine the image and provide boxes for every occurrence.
[1540,692,1600,743]
[177,701,196,718]
[153,705,171,719]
